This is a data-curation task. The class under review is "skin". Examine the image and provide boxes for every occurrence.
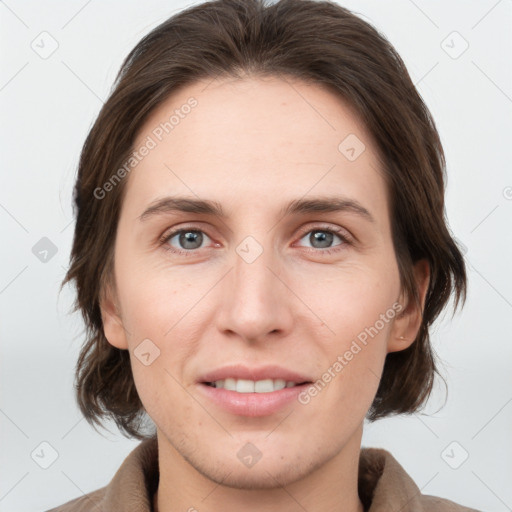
[101,75,429,512]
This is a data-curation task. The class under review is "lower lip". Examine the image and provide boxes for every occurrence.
[197,383,311,417]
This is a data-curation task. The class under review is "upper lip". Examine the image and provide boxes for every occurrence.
[198,364,313,384]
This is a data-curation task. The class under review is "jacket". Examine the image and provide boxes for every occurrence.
[46,436,480,511]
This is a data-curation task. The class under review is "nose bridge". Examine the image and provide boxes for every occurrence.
[218,231,290,340]
[233,231,278,312]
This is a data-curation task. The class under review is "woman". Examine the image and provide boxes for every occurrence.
[50,0,477,510]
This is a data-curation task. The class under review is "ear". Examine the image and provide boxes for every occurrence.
[387,259,430,353]
[100,282,129,350]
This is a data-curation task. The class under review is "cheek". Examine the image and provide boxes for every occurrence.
[116,256,196,337]
[305,290,396,427]
[300,263,399,391]
[305,261,399,337]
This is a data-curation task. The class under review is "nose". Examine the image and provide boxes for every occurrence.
[215,237,294,344]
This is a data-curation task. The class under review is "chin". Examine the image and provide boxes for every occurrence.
[196,458,312,490]
[180,437,328,491]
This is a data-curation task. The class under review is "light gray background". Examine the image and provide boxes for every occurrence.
[1,1,511,511]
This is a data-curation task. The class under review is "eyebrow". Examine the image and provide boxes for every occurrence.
[138,195,375,223]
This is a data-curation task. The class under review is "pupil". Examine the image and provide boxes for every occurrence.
[181,231,202,249]
[312,231,332,248]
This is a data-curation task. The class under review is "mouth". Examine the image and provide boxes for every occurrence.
[197,366,314,416]
[202,378,311,393]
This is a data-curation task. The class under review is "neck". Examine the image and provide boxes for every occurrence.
[153,424,365,512]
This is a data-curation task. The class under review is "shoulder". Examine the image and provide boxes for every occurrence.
[44,486,107,512]
[420,494,481,511]
[359,447,480,512]
[44,436,158,512]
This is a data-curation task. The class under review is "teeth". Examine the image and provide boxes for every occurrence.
[211,378,297,393]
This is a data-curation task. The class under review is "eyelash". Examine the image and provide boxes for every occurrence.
[158,224,353,258]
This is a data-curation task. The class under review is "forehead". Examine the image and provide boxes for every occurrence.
[125,75,388,222]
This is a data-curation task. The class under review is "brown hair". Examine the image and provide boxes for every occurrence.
[62,0,466,439]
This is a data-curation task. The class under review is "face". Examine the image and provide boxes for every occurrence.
[102,75,427,488]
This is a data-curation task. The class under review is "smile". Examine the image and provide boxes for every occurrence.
[204,378,305,393]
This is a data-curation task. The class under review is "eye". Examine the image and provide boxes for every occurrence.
[160,227,213,255]
[295,226,351,254]
[159,224,352,257]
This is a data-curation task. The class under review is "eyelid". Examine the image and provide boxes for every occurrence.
[295,222,354,244]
